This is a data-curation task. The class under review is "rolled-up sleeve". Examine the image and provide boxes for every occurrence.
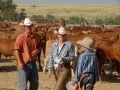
[73,55,84,83]
[14,35,22,50]
[48,45,54,73]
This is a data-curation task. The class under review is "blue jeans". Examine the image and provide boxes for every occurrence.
[18,61,39,90]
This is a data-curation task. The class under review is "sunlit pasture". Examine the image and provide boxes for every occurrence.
[16,3,120,23]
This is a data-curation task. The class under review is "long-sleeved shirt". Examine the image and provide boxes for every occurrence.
[73,50,99,83]
[48,39,75,73]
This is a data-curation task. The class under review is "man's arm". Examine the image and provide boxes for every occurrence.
[31,49,40,56]
[15,50,24,70]
[31,36,42,56]
[73,54,84,83]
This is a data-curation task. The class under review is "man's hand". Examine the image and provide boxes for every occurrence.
[58,57,63,61]
[31,49,40,56]
[48,73,52,78]
[71,81,78,90]
[18,64,24,70]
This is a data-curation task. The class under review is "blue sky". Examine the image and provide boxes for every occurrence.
[13,0,120,4]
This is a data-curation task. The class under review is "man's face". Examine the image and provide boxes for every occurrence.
[77,46,87,54]
[24,24,33,32]
[57,34,66,41]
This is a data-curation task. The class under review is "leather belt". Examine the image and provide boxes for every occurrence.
[80,72,94,81]
[29,61,35,63]
[54,63,70,69]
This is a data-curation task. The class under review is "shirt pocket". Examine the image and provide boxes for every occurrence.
[61,48,70,57]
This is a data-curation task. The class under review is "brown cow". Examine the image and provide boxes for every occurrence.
[111,40,120,76]
[94,39,119,79]
[34,31,46,70]
[0,38,17,66]
[0,22,8,28]
[43,40,56,73]
[0,38,15,56]
[0,30,23,39]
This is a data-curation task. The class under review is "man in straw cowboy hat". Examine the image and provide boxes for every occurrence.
[14,18,41,90]
[48,26,75,90]
[71,37,99,90]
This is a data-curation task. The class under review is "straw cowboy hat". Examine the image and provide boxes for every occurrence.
[58,27,67,35]
[24,18,33,26]
[76,37,96,51]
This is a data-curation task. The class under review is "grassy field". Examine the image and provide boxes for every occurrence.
[16,3,120,23]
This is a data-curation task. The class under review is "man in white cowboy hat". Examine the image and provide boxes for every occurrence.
[71,37,99,90]
[14,17,41,90]
[48,26,75,90]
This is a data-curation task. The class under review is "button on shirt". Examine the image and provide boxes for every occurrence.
[48,40,75,73]
[73,50,99,83]
[14,31,41,64]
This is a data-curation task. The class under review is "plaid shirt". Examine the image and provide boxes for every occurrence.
[48,39,75,73]
[73,50,99,83]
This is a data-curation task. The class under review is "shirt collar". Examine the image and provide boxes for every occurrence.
[24,31,33,37]
[55,39,67,46]
[84,50,92,53]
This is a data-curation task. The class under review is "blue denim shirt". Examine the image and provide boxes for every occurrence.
[73,50,99,83]
[48,39,75,73]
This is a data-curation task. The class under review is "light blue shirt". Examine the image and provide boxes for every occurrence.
[47,39,75,73]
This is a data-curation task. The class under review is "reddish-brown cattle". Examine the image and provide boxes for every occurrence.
[0,38,17,66]
[0,30,23,39]
[43,40,56,73]
[0,22,8,28]
[0,38,15,57]
[94,39,119,79]
[111,40,120,75]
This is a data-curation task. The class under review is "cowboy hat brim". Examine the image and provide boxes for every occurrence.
[24,23,32,26]
[76,40,96,51]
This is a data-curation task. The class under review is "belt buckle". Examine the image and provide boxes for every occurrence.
[54,64,59,69]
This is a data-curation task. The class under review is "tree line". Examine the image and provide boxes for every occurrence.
[0,0,26,22]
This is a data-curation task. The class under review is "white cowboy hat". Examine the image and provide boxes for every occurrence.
[76,37,96,51]
[24,18,33,26]
[58,26,67,35]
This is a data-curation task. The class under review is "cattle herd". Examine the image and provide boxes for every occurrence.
[0,21,120,84]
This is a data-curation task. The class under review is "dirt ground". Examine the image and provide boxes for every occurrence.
[0,56,120,90]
